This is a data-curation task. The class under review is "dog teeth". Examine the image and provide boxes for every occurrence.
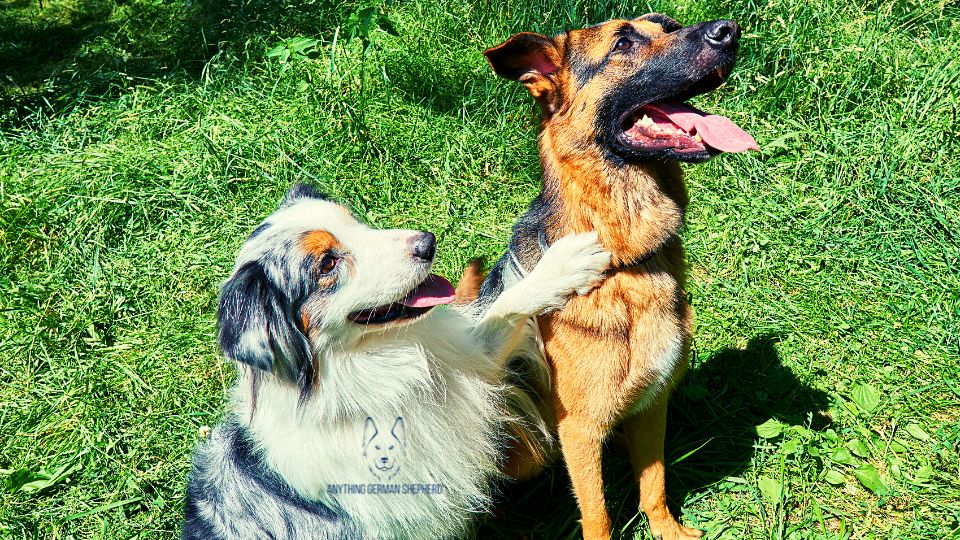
[693,133,702,142]
[639,115,653,127]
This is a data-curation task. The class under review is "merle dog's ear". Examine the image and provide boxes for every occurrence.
[391,417,405,446]
[364,417,378,447]
[484,33,562,114]
[282,183,329,207]
[217,261,312,385]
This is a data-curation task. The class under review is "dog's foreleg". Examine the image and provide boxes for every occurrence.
[558,416,611,540]
[624,396,703,540]
[473,232,609,362]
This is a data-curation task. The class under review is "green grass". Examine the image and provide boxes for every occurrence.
[1,0,959,538]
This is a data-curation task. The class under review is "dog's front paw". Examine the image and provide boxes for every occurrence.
[531,231,611,303]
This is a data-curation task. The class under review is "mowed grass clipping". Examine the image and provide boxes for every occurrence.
[1,0,958,538]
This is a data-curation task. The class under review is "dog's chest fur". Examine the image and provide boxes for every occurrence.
[190,310,505,540]
[512,143,692,428]
[541,258,690,425]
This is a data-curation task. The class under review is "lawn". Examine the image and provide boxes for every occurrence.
[1,0,958,538]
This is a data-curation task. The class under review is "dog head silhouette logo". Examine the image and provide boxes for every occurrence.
[362,416,405,481]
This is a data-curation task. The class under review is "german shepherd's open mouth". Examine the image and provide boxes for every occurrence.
[617,65,757,157]
[616,70,758,162]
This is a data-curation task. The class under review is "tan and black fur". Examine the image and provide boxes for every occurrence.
[474,14,746,540]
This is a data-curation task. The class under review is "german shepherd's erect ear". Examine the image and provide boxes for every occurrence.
[484,33,563,114]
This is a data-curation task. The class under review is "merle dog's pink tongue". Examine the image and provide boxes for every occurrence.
[646,102,759,153]
[401,275,456,308]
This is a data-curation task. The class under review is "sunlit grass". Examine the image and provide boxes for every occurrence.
[1,0,958,537]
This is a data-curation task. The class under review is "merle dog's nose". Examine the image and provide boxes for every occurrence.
[704,20,739,48]
[410,232,436,262]
[380,457,388,464]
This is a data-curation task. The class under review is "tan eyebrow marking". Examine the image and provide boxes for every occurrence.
[300,229,342,255]
[634,20,666,35]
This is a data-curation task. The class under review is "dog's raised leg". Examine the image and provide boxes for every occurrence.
[473,232,609,360]
[558,416,611,539]
[623,397,703,540]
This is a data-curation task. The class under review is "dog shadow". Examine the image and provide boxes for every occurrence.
[479,334,831,539]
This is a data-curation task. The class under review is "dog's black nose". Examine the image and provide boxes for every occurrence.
[704,20,739,48]
[410,232,436,262]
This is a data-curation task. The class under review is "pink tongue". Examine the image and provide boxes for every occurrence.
[401,274,456,308]
[645,101,759,153]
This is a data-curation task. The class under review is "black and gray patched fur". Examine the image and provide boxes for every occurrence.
[183,420,360,539]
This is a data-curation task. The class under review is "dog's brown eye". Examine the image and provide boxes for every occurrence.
[614,37,632,52]
[318,254,338,275]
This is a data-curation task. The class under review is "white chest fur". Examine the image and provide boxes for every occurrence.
[232,309,505,540]
[624,329,685,418]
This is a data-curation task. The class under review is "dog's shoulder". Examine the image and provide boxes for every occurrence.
[510,193,555,266]
[479,192,557,302]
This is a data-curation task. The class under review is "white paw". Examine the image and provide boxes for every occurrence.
[529,231,610,305]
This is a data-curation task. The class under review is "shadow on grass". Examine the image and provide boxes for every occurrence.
[1,0,113,82]
[385,51,474,116]
[0,0,350,130]
[479,335,831,539]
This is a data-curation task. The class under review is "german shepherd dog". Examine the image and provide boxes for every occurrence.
[476,14,758,540]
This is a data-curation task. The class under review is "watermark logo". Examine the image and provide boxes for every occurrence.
[325,414,445,497]
[362,416,405,481]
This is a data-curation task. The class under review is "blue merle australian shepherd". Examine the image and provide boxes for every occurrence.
[182,184,609,539]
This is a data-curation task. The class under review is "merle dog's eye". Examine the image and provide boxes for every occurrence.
[614,37,632,52]
[318,254,338,275]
